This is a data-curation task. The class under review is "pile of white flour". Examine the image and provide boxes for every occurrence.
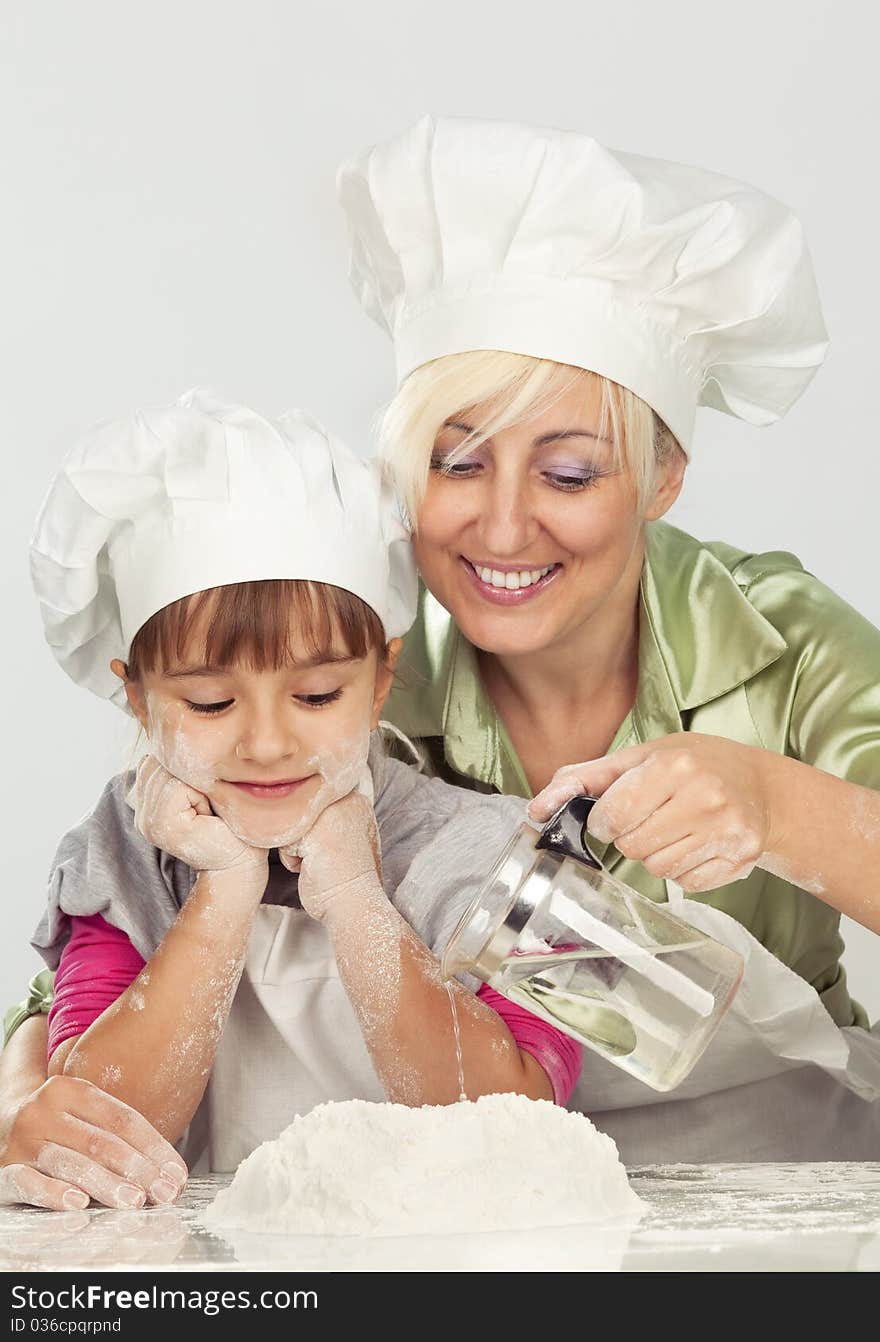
[205,1093,643,1237]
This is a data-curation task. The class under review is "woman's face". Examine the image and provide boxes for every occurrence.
[117,618,397,849]
[412,379,684,660]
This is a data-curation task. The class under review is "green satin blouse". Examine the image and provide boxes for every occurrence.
[384,520,880,1030]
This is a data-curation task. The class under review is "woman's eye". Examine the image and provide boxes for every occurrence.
[295,689,343,708]
[429,453,481,477]
[186,699,234,715]
[543,470,602,492]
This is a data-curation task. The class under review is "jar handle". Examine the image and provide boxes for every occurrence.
[534,795,603,871]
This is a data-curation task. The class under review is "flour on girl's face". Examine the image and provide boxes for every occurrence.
[216,731,372,851]
[145,691,372,850]
[146,707,224,795]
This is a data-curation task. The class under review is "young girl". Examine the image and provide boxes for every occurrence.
[29,389,581,1178]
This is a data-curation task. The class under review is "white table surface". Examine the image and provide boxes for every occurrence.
[2,1164,879,1273]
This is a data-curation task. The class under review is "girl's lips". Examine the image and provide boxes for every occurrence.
[460,557,562,605]
[226,777,314,800]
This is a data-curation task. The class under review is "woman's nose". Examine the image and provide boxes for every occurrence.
[477,476,536,557]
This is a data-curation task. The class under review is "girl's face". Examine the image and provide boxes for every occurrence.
[412,380,684,660]
[116,620,398,850]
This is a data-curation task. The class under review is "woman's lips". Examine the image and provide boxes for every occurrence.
[460,557,562,605]
[226,777,314,800]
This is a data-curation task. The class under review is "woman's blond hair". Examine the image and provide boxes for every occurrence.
[378,351,683,525]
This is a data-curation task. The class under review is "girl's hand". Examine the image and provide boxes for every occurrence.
[528,733,778,893]
[0,1074,188,1211]
[132,756,267,885]
[280,791,383,922]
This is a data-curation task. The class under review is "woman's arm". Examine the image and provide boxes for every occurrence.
[753,753,880,933]
[290,794,556,1105]
[0,1014,187,1208]
[51,759,269,1143]
[529,734,880,935]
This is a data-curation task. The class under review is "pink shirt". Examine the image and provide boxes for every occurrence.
[48,914,581,1105]
[48,915,146,1056]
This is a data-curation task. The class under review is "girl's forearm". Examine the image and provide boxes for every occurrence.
[761,754,880,933]
[325,878,553,1106]
[49,871,265,1140]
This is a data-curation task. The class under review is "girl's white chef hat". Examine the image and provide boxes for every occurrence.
[30,389,417,710]
[338,115,828,453]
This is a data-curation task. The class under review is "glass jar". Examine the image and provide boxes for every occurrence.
[442,797,744,1092]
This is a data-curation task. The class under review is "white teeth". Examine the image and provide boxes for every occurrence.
[473,563,554,589]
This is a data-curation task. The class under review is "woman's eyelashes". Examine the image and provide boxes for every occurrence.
[184,689,344,716]
[429,452,480,477]
[429,452,603,491]
[541,468,603,492]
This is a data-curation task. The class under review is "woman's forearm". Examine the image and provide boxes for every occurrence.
[49,870,265,1141]
[761,754,880,933]
[1,1014,190,1210]
[1,1015,50,1107]
[324,877,552,1106]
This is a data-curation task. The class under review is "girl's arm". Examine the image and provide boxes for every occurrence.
[332,883,555,1104]
[49,869,266,1140]
[50,760,268,1143]
[289,794,558,1106]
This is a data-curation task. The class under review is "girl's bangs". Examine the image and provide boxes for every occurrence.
[127,580,385,678]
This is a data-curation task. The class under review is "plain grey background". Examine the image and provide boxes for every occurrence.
[2,1,878,1020]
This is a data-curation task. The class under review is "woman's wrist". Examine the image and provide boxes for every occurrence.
[756,750,812,868]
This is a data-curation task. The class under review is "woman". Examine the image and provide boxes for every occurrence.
[336,115,880,1157]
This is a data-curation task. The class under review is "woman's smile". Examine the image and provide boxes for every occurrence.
[460,556,563,605]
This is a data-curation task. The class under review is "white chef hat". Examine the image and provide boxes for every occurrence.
[338,115,828,453]
[30,389,417,710]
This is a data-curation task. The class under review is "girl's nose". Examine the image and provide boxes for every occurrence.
[236,705,298,766]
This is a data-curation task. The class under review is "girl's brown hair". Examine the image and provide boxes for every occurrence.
[126,580,387,680]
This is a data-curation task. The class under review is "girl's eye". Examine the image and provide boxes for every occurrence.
[186,699,234,715]
[429,453,481,477]
[543,470,602,492]
[295,689,343,708]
